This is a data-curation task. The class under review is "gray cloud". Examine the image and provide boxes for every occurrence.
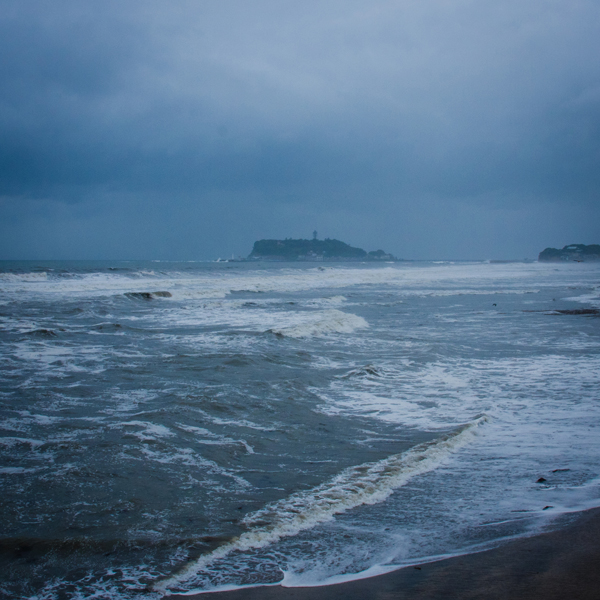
[1,0,599,259]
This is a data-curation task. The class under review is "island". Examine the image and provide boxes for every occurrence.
[538,244,600,262]
[248,238,397,261]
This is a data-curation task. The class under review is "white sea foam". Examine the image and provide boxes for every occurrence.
[0,467,39,474]
[119,421,174,440]
[15,411,62,425]
[100,390,159,415]
[12,342,109,374]
[0,271,48,282]
[320,355,600,431]
[0,437,45,448]
[177,424,255,454]
[153,304,367,342]
[563,286,600,307]
[197,413,278,432]
[135,447,251,490]
[267,309,368,338]
[154,416,486,593]
[0,262,579,303]
[305,296,348,307]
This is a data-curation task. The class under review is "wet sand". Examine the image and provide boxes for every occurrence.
[166,507,600,600]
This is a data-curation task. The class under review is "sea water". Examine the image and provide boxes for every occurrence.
[0,260,599,598]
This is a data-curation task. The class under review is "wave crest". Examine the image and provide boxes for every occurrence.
[267,310,368,338]
[0,271,48,282]
[154,416,487,593]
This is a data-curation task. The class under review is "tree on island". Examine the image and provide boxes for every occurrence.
[538,244,600,262]
[248,238,397,261]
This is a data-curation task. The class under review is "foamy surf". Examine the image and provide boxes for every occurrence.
[154,416,487,593]
[4,260,599,599]
[267,309,368,338]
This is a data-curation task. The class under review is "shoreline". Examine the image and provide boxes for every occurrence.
[166,507,600,600]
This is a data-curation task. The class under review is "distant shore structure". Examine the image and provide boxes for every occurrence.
[248,238,398,262]
[538,244,600,262]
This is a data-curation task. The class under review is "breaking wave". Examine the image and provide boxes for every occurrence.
[0,271,48,282]
[154,416,487,593]
[340,364,383,378]
[267,310,368,338]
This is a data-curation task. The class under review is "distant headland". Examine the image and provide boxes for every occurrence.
[538,244,600,262]
[247,237,397,261]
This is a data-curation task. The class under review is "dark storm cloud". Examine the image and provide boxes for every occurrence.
[1,0,599,259]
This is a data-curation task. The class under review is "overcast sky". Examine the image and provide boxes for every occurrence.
[1,0,599,260]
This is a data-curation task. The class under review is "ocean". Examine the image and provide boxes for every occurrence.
[1,259,599,599]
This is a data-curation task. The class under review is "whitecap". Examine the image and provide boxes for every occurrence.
[154,416,486,593]
[119,421,174,440]
[267,310,368,338]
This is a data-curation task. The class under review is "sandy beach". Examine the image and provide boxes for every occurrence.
[166,507,600,600]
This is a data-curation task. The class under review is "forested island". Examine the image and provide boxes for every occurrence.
[248,238,397,261]
[538,244,600,262]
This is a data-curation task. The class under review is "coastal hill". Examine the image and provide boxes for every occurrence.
[539,244,600,262]
[248,238,397,261]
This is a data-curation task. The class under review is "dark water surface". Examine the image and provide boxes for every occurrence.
[1,260,599,598]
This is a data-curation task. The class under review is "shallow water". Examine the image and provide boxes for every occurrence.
[0,260,599,598]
